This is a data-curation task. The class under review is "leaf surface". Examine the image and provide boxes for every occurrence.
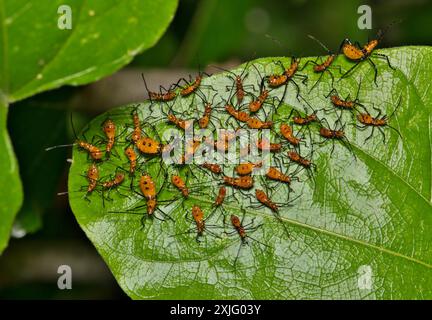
[69,46,432,299]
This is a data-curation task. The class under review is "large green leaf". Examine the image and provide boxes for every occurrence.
[0,0,178,251]
[69,46,432,299]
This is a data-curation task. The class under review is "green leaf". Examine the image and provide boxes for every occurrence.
[2,0,178,102]
[0,99,22,253]
[0,0,178,250]
[69,46,432,299]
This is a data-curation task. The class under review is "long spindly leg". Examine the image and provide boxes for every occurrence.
[378,127,386,144]
[339,61,361,82]
[387,125,403,141]
[290,80,302,102]
[364,126,375,143]
[327,69,335,89]
[367,58,379,87]
[275,82,289,112]
[298,58,319,71]
[372,105,382,118]
[308,72,324,93]
[373,53,396,70]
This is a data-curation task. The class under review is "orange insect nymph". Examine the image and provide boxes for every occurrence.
[87,163,99,193]
[223,175,254,189]
[230,214,246,239]
[235,162,262,176]
[192,205,205,235]
[257,139,282,152]
[267,73,288,88]
[319,127,345,139]
[77,141,104,160]
[202,163,222,174]
[125,147,137,175]
[287,150,312,168]
[214,186,227,207]
[172,175,189,198]
[139,174,157,215]
[293,113,318,125]
[131,112,142,143]
[102,173,125,189]
[136,137,163,155]
[255,189,278,212]
[247,117,273,129]
[180,75,202,96]
[280,124,301,146]
[266,167,291,184]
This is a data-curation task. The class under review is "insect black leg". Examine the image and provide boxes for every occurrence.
[373,53,396,70]
[290,80,302,102]
[366,58,379,86]
[308,72,324,93]
[339,61,361,82]
[364,127,375,143]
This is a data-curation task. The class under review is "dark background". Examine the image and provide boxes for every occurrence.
[0,0,430,299]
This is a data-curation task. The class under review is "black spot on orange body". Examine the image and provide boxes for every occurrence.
[136,137,163,155]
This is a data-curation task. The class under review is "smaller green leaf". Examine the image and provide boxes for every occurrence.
[2,0,179,103]
[0,99,23,254]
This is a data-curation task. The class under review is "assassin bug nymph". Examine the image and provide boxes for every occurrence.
[317,117,355,158]
[325,79,368,115]
[175,68,216,97]
[301,35,342,92]
[355,96,403,143]
[45,113,103,161]
[227,213,270,267]
[267,57,308,103]
[339,21,401,85]
[212,61,253,106]
[174,205,222,242]
[247,64,276,114]
[141,74,177,103]
[110,172,175,227]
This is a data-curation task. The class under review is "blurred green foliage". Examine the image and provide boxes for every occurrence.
[135,0,432,68]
